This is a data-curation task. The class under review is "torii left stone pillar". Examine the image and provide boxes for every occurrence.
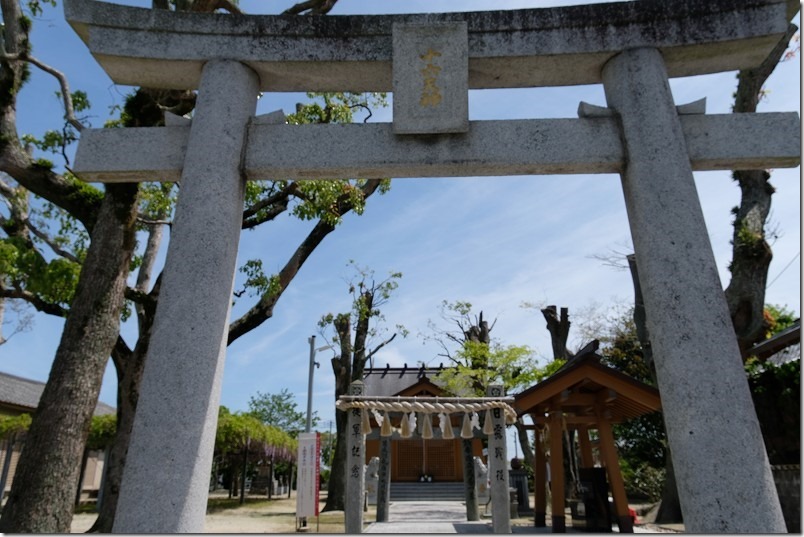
[112,60,259,532]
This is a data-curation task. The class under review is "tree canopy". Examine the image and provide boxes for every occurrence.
[247,388,317,438]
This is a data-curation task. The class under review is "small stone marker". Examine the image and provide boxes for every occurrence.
[392,22,468,134]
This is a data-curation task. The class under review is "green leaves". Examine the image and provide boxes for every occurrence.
[215,407,296,457]
[86,414,117,451]
[247,388,315,437]
[434,340,537,397]
[0,237,80,307]
[0,414,32,440]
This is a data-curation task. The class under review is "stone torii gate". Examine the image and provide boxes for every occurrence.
[336,383,517,533]
[63,0,799,533]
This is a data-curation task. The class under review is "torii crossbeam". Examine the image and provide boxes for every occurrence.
[63,0,799,533]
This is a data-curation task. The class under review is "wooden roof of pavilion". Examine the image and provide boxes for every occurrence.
[514,341,662,426]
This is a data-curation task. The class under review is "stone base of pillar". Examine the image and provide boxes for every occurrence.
[617,515,634,533]
[552,515,566,533]
[534,511,546,527]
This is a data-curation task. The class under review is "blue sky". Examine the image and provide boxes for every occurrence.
[2,0,800,437]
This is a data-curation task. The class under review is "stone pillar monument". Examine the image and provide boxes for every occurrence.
[463,441,480,521]
[345,381,366,534]
[376,437,392,522]
[602,47,786,533]
[112,60,259,533]
[487,385,511,534]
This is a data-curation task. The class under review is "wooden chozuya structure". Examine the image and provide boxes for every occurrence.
[514,341,662,533]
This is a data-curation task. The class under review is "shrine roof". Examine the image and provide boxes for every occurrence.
[362,364,448,398]
[514,341,661,425]
[0,371,116,417]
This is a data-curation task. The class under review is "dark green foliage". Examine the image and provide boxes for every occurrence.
[595,307,668,500]
[745,358,800,464]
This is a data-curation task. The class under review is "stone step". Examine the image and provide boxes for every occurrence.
[390,482,466,502]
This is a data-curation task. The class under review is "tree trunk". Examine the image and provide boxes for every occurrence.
[541,306,573,360]
[0,183,138,533]
[240,441,249,505]
[654,448,684,524]
[322,315,353,513]
[88,218,162,532]
[324,408,348,512]
[627,254,682,522]
[725,22,798,354]
[87,341,148,532]
[514,420,534,469]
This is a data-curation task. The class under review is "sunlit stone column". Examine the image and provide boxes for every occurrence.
[602,47,785,534]
[113,60,259,533]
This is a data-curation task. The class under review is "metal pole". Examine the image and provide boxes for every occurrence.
[306,336,316,434]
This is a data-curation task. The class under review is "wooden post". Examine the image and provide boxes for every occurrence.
[595,406,633,533]
[376,437,391,522]
[577,426,594,468]
[487,385,511,534]
[345,381,366,533]
[533,424,547,527]
[549,410,565,533]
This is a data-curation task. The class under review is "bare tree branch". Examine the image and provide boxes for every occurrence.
[366,332,397,361]
[0,286,68,317]
[0,52,85,132]
[282,0,337,15]
[22,218,80,263]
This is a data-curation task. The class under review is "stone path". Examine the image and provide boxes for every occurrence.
[363,501,683,534]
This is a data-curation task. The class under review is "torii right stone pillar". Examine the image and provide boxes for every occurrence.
[602,47,785,533]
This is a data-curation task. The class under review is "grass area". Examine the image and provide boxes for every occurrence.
[206,495,279,513]
[202,490,376,533]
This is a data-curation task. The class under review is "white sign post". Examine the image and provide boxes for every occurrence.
[295,433,320,529]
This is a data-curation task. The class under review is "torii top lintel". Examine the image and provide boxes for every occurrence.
[64,0,790,92]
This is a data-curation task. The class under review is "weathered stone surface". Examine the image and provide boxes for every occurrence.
[602,47,785,534]
[392,22,468,134]
[111,60,259,533]
[375,438,391,522]
[487,385,510,534]
[345,382,366,534]
[64,0,789,91]
[73,113,801,183]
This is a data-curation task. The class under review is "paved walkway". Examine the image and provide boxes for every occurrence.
[363,502,683,534]
[364,502,494,534]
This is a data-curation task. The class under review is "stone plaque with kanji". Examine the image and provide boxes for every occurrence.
[392,22,468,134]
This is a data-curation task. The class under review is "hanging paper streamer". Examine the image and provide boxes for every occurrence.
[422,414,434,439]
[361,408,372,434]
[483,409,494,435]
[400,412,412,438]
[461,413,473,439]
[440,413,454,439]
[371,409,384,427]
[470,412,481,431]
[408,412,417,434]
[380,411,393,436]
